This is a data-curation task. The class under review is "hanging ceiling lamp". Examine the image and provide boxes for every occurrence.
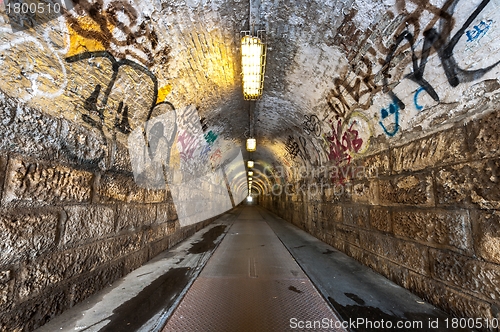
[246,138,256,152]
[241,30,266,100]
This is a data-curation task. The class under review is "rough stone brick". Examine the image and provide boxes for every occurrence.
[430,249,500,302]
[116,204,157,232]
[143,222,177,244]
[469,159,500,210]
[63,205,115,246]
[124,248,150,274]
[467,109,500,160]
[0,270,14,311]
[18,233,143,301]
[18,247,97,301]
[407,271,495,320]
[352,180,378,204]
[343,205,369,228]
[97,172,140,203]
[379,173,434,206]
[359,251,409,288]
[332,238,347,253]
[111,140,133,173]
[472,211,500,265]
[335,224,360,246]
[0,156,8,200]
[435,164,472,206]
[70,261,125,305]
[344,243,363,262]
[369,207,391,233]
[156,202,178,223]
[2,158,93,206]
[149,236,172,259]
[0,210,59,266]
[0,95,63,162]
[359,151,390,178]
[360,231,429,275]
[111,233,145,258]
[144,188,166,204]
[329,204,343,223]
[391,127,467,173]
[59,117,107,170]
[318,203,342,234]
[1,288,70,332]
[393,210,472,252]
[325,182,352,203]
[316,202,328,222]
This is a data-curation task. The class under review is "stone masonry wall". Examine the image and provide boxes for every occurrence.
[0,92,221,331]
[0,0,249,329]
[262,107,500,327]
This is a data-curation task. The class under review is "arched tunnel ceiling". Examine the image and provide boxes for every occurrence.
[1,0,500,191]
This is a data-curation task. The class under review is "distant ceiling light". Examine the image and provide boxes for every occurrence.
[241,31,266,100]
[248,177,253,181]
[248,171,253,176]
[247,160,254,168]
[246,138,256,152]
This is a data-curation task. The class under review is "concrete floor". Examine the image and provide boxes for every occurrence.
[36,205,472,332]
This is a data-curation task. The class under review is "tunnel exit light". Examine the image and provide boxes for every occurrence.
[246,138,256,152]
[241,32,266,100]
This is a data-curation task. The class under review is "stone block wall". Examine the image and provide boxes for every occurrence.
[0,0,248,329]
[262,108,500,326]
[0,94,219,331]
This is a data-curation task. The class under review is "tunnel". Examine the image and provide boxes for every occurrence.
[1,0,500,331]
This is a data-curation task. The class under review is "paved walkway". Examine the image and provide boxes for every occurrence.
[162,206,346,332]
[36,205,470,332]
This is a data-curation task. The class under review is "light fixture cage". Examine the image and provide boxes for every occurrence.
[246,138,257,152]
[240,30,266,100]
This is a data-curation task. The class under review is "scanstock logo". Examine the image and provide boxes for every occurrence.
[128,105,247,227]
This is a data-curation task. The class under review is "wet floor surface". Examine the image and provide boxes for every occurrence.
[262,208,474,332]
[36,206,472,332]
[162,207,346,332]
[35,215,235,332]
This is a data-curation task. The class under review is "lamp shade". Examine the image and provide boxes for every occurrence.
[246,138,257,152]
[241,35,265,100]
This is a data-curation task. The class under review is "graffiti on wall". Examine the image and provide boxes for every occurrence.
[302,114,322,137]
[378,99,400,137]
[326,56,381,116]
[65,0,170,68]
[0,0,177,168]
[321,0,500,144]
[383,0,499,106]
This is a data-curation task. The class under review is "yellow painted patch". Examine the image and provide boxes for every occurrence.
[157,84,173,103]
[66,16,114,57]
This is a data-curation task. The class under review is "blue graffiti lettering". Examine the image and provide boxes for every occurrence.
[466,19,493,42]
[414,87,425,111]
[379,101,400,137]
